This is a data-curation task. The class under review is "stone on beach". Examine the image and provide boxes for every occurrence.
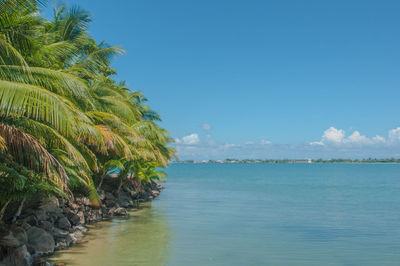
[26,227,55,255]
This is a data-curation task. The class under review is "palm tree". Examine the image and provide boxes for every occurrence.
[0,0,175,217]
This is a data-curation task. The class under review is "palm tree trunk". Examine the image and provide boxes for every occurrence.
[12,197,26,223]
[0,199,12,221]
[97,174,105,190]
[117,179,124,194]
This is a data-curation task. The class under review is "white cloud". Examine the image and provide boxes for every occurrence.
[244,140,271,145]
[201,123,212,131]
[309,141,323,145]
[346,131,372,144]
[175,133,200,145]
[223,143,238,149]
[173,126,400,160]
[312,126,394,147]
[321,127,345,143]
[372,135,386,143]
[389,127,400,143]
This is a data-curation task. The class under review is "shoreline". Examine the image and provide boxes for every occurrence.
[0,181,163,266]
[172,162,400,164]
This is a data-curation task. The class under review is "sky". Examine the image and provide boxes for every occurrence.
[44,0,400,159]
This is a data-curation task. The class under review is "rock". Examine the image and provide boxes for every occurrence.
[105,199,116,208]
[0,231,20,248]
[105,192,116,201]
[117,199,131,208]
[68,202,79,210]
[26,227,55,255]
[129,191,139,198]
[72,225,87,233]
[38,220,53,231]
[56,217,71,230]
[66,212,80,226]
[10,226,28,246]
[55,234,72,250]
[21,222,31,231]
[76,197,90,206]
[98,190,106,201]
[110,207,128,217]
[151,190,160,197]
[53,207,64,218]
[35,209,48,222]
[21,215,37,227]
[51,227,69,239]
[39,197,59,213]
[85,209,102,224]
[69,230,84,244]
[0,244,31,266]
[76,211,85,224]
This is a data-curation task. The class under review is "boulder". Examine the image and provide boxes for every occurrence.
[56,217,71,230]
[105,192,116,201]
[34,209,48,222]
[38,220,53,231]
[109,207,128,217]
[10,226,28,246]
[0,244,31,266]
[72,225,87,233]
[66,212,80,226]
[51,227,69,239]
[55,234,72,250]
[69,230,84,244]
[129,191,139,198]
[52,207,64,219]
[68,202,79,210]
[105,199,116,208]
[26,227,55,255]
[117,199,132,208]
[76,211,85,224]
[21,215,37,227]
[39,197,59,213]
[21,222,31,231]
[0,231,20,248]
[98,190,106,201]
[76,197,90,206]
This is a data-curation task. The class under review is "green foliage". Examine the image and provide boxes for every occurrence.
[0,0,175,212]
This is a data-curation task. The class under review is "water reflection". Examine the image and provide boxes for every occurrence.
[50,202,171,266]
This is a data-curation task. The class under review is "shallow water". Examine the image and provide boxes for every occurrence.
[51,163,400,265]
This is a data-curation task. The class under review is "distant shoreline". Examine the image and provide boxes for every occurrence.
[172,159,400,164]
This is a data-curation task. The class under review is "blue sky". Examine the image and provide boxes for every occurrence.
[44,0,400,159]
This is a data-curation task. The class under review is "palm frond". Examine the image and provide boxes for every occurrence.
[13,119,90,169]
[0,123,68,191]
[98,95,142,123]
[95,125,133,158]
[0,34,28,67]
[0,79,80,135]
[86,111,150,147]
[0,65,94,105]
[69,46,124,75]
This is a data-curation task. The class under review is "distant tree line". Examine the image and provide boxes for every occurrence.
[174,158,400,164]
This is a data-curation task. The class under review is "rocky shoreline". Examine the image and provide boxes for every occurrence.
[0,181,163,266]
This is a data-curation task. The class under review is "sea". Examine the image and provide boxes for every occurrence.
[51,163,400,265]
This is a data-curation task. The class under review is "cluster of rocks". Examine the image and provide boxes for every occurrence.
[0,181,163,266]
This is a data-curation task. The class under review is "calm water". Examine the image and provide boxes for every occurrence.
[52,164,400,265]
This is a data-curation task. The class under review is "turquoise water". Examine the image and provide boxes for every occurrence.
[53,163,400,265]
